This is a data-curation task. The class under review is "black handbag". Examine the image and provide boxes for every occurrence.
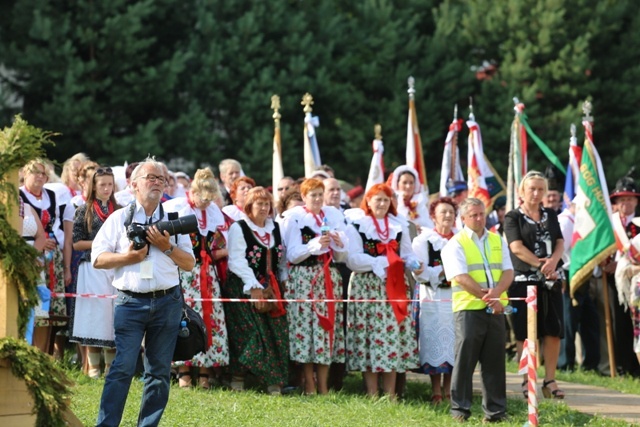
[173,301,207,362]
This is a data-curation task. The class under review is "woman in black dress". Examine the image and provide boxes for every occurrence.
[504,171,565,399]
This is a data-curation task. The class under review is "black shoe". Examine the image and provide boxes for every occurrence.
[483,415,508,423]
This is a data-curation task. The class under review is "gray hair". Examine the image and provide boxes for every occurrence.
[131,156,164,181]
[459,197,485,216]
[219,159,242,175]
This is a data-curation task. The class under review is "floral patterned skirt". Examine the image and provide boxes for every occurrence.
[286,264,345,365]
[173,264,229,368]
[35,247,67,327]
[223,273,289,386]
[346,272,419,373]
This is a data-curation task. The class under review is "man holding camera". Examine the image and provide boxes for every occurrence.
[92,158,195,427]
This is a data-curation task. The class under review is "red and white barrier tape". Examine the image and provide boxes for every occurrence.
[49,292,527,304]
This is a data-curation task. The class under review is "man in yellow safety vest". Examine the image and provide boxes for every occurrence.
[441,197,514,423]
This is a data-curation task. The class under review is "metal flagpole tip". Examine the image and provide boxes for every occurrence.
[582,100,593,122]
[271,95,281,124]
[374,124,382,140]
[407,76,415,98]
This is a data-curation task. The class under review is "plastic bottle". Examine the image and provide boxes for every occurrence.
[486,305,517,315]
[178,320,190,338]
[407,259,421,270]
[44,232,55,262]
[320,217,331,235]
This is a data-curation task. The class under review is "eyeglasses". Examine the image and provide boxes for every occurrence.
[277,186,291,192]
[30,170,47,177]
[140,174,166,184]
[95,167,113,176]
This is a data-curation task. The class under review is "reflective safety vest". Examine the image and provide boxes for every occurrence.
[451,230,508,312]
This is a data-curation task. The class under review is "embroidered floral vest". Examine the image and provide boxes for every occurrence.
[237,220,283,285]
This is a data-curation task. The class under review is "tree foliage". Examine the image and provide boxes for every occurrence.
[0,0,637,188]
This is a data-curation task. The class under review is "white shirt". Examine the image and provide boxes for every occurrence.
[282,205,349,264]
[345,213,420,280]
[557,208,574,270]
[395,192,434,229]
[222,204,243,222]
[412,227,456,286]
[114,187,135,207]
[442,226,513,287]
[21,185,74,250]
[91,201,194,292]
[228,215,287,294]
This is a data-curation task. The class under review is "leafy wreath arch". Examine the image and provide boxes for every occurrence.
[0,116,71,426]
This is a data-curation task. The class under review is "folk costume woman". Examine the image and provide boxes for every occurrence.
[70,166,119,378]
[224,187,289,394]
[165,168,230,389]
[222,176,255,221]
[282,178,348,395]
[390,165,433,231]
[345,183,422,399]
[411,197,458,403]
[20,158,73,357]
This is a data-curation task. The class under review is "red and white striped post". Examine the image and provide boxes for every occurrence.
[527,285,538,426]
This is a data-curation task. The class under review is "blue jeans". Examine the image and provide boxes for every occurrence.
[96,286,182,427]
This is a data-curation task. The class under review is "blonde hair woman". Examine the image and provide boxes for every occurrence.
[504,171,565,399]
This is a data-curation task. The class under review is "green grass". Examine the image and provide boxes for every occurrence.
[66,368,629,427]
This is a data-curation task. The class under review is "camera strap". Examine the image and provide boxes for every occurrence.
[123,201,166,228]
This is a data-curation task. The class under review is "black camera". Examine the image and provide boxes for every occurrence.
[127,215,198,250]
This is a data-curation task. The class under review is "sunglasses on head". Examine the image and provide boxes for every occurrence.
[95,167,113,176]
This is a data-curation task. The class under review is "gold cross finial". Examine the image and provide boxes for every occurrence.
[374,124,382,140]
[301,93,314,113]
[271,95,281,126]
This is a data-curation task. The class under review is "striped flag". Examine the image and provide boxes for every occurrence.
[406,77,428,191]
[569,109,616,295]
[303,113,321,178]
[271,95,284,195]
[365,138,385,192]
[506,101,528,211]
[466,119,492,209]
[438,118,465,197]
[562,125,582,210]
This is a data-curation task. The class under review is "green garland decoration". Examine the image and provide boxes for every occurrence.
[0,115,57,335]
[0,337,71,426]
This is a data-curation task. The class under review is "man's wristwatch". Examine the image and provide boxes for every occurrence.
[163,245,175,256]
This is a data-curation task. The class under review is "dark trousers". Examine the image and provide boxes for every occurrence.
[558,278,600,371]
[451,310,506,420]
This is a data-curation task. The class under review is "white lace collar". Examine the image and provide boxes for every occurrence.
[240,214,276,235]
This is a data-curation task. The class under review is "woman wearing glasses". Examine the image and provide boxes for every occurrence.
[70,166,119,378]
[20,158,74,357]
[504,171,565,399]
[164,168,230,389]
[282,178,349,395]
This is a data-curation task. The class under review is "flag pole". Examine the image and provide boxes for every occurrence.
[365,124,385,192]
[450,104,458,182]
[581,99,617,378]
[301,93,316,177]
[271,95,284,197]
